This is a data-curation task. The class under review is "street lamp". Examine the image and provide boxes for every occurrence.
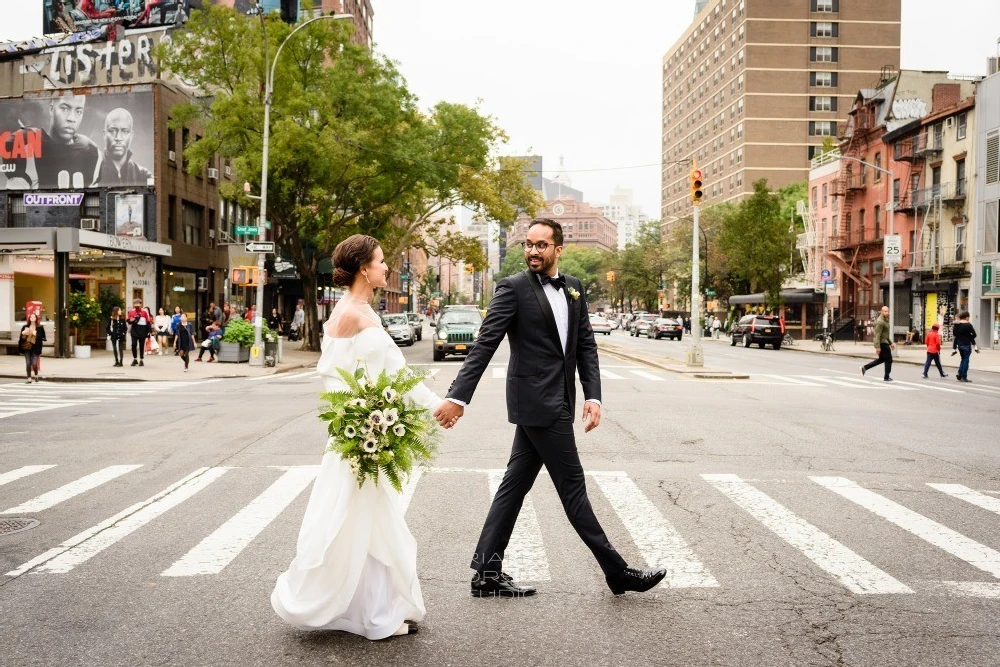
[250,7,353,362]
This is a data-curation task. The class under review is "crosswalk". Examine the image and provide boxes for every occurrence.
[258,365,671,384]
[751,373,1000,396]
[0,380,221,420]
[6,463,1000,598]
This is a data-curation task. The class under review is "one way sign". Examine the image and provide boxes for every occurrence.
[245,241,275,254]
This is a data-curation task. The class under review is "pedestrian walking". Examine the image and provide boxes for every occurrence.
[712,316,721,339]
[154,307,171,354]
[18,312,45,383]
[290,303,305,341]
[170,306,183,355]
[861,304,895,382]
[921,323,948,379]
[952,311,979,383]
[107,306,127,367]
[126,298,153,367]
[175,314,196,372]
[267,308,283,335]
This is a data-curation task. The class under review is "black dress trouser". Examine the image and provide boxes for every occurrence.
[470,403,627,578]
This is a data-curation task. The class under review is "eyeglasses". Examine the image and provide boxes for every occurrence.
[522,241,554,252]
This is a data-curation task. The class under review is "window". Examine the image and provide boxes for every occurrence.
[810,95,836,112]
[893,179,901,204]
[955,222,966,261]
[84,194,100,219]
[167,126,176,164]
[822,183,828,206]
[181,128,190,171]
[911,173,920,197]
[811,0,837,11]
[812,186,818,208]
[986,200,999,254]
[986,130,999,184]
[182,201,202,246]
[810,46,837,63]
[809,121,835,136]
[874,152,882,179]
[957,112,967,140]
[811,71,836,87]
[811,22,838,37]
[956,158,966,196]
[874,205,881,236]
[858,209,866,236]
[9,194,26,227]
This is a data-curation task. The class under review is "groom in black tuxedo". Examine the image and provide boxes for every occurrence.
[434,218,666,597]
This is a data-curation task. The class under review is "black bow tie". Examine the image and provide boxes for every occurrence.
[539,274,566,290]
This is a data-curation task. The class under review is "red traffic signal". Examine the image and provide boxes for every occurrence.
[690,168,704,205]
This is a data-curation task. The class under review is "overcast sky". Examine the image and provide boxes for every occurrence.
[5,0,1000,217]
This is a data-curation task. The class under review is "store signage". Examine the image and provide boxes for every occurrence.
[984,263,993,288]
[78,229,171,257]
[24,192,84,206]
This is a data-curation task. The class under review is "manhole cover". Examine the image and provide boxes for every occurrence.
[0,518,39,536]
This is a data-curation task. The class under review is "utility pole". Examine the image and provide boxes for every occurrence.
[685,165,704,367]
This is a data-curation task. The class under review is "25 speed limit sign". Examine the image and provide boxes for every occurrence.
[884,234,902,266]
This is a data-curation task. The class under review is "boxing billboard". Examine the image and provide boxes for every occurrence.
[0,90,154,190]
[42,1,205,35]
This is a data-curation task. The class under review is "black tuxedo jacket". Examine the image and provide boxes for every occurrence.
[446,270,601,427]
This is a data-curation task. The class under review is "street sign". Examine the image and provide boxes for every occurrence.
[984,263,993,287]
[825,280,836,287]
[264,220,272,230]
[884,234,902,266]
[821,269,831,279]
[705,290,717,296]
[236,225,260,235]
[245,241,275,253]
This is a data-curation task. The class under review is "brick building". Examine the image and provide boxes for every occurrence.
[507,198,618,253]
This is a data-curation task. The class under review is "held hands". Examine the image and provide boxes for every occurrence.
[434,401,464,430]
[582,401,601,433]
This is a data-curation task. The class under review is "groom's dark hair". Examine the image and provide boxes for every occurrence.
[528,218,563,247]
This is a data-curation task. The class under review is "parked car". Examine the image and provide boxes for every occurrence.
[383,313,416,346]
[433,308,483,361]
[647,318,683,340]
[404,311,423,341]
[730,314,784,350]
[589,314,613,335]
[630,313,658,337]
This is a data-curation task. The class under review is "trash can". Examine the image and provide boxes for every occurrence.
[264,339,278,367]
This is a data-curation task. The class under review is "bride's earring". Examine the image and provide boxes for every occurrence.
[364,272,370,285]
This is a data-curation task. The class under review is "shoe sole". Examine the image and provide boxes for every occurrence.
[470,588,537,598]
[609,570,668,596]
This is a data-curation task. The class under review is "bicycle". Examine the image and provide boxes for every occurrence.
[782,332,795,347]
[815,331,835,352]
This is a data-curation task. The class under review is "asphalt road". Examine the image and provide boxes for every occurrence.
[2,327,1000,666]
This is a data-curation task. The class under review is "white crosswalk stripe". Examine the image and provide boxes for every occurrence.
[8,464,1000,597]
[0,381,218,419]
[752,374,986,395]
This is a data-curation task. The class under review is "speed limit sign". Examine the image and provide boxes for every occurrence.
[884,234,902,266]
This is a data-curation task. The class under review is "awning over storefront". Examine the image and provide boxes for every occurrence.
[0,227,172,257]
[728,289,827,305]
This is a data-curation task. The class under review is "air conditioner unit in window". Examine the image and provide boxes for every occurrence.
[168,150,176,162]
[224,165,232,177]
[208,167,219,180]
[80,218,99,231]
[946,118,954,128]
[197,276,208,291]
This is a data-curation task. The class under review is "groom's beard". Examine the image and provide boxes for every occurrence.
[526,253,556,275]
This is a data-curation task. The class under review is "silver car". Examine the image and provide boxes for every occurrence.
[383,314,415,346]
[589,315,613,335]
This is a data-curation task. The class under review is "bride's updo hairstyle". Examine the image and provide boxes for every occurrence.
[332,234,380,287]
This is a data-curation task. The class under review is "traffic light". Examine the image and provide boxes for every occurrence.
[231,266,260,286]
[690,167,704,205]
[606,270,616,282]
[465,264,474,275]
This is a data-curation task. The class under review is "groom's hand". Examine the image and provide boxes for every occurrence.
[434,401,464,429]
[582,401,601,432]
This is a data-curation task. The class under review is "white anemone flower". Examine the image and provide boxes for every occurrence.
[368,410,385,428]
[362,438,378,453]
[384,407,399,426]
[382,387,399,403]
[348,398,367,409]
[393,424,406,437]
[343,425,357,439]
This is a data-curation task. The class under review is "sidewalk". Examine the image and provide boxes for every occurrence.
[0,340,321,382]
[597,338,749,379]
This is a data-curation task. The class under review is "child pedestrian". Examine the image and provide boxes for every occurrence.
[922,323,947,379]
[175,314,196,372]
[107,306,127,367]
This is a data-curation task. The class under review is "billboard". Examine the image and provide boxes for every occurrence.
[114,193,144,237]
[42,1,205,35]
[0,90,154,190]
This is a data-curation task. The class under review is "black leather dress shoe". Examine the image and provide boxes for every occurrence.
[606,566,667,595]
[471,571,537,597]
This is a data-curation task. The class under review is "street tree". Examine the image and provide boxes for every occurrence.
[158,5,536,349]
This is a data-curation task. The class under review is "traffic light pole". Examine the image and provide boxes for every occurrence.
[685,202,704,367]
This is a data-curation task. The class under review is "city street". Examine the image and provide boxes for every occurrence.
[2,327,1000,666]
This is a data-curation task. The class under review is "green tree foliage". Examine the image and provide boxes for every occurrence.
[495,245,527,281]
[157,5,537,349]
[557,246,610,301]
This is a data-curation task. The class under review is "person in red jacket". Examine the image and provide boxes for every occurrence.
[126,298,153,367]
[922,323,948,379]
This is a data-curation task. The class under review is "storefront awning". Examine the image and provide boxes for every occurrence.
[0,227,172,257]
[728,289,827,305]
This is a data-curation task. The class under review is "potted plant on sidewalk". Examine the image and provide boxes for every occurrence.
[68,292,102,359]
[218,318,254,362]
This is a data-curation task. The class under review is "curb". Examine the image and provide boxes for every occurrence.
[598,342,750,379]
[0,361,316,383]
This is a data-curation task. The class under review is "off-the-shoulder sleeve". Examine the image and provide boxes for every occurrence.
[381,333,443,412]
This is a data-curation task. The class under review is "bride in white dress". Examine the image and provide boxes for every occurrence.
[271,235,452,640]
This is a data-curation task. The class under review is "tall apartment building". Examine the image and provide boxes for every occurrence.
[661,0,901,229]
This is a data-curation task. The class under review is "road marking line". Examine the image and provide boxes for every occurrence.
[1,465,143,514]
[888,379,964,394]
[704,474,911,594]
[7,467,230,576]
[955,383,1000,395]
[591,472,717,588]
[491,367,506,379]
[758,374,821,386]
[0,465,56,487]
[811,476,1000,580]
[162,467,316,577]
[487,470,550,582]
[798,376,882,389]
[628,370,665,382]
[400,468,423,515]
[599,369,625,380]
[928,483,1000,515]
[832,377,917,391]
[922,580,1000,598]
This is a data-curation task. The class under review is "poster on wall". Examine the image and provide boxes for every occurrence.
[115,193,144,238]
[42,1,205,36]
[0,90,154,191]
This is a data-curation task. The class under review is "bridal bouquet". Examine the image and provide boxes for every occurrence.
[320,366,441,493]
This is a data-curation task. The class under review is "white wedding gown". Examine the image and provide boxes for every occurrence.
[271,300,443,640]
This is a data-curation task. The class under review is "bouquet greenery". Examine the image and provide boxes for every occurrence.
[320,366,441,493]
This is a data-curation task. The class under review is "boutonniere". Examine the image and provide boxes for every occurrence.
[566,287,580,301]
